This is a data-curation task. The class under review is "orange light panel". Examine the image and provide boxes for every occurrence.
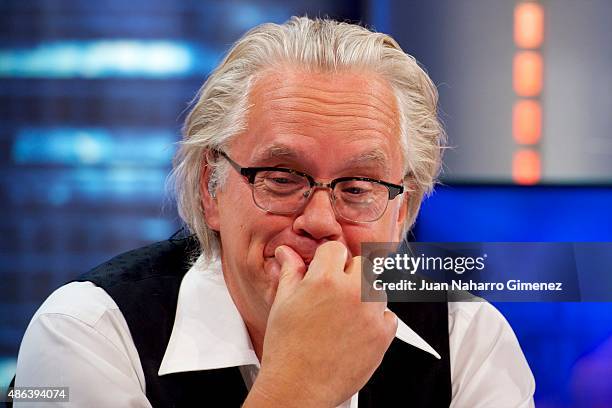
[513,100,542,144]
[515,2,544,48]
[513,51,543,97]
[513,149,541,185]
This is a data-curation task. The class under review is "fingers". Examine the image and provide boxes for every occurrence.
[307,241,348,277]
[275,245,306,293]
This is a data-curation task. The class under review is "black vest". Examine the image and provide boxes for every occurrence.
[41,235,451,407]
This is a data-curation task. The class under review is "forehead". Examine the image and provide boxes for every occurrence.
[232,65,403,176]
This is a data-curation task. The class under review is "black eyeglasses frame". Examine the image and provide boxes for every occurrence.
[216,151,405,200]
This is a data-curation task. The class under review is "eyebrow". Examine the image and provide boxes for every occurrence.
[251,143,391,176]
[344,149,389,170]
[251,144,301,163]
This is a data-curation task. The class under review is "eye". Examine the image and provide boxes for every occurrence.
[270,177,296,185]
[343,186,368,195]
[256,170,307,196]
[339,180,373,195]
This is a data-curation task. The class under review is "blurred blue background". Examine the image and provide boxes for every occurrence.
[1,1,610,407]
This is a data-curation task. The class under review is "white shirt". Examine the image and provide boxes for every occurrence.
[15,254,535,407]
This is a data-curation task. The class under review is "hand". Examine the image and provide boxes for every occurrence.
[245,241,397,407]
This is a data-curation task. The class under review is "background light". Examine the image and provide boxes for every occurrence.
[513,148,541,185]
[513,100,542,145]
[514,2,544,49]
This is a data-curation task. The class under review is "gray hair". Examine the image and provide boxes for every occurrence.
[171,16,445,258]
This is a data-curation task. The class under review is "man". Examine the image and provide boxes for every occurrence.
[13,17,535,407]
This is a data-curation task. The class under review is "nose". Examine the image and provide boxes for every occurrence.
[292,188,342,241]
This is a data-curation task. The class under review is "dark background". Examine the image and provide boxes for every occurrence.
[1,1,611,407]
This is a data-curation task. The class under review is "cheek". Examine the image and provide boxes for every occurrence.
[217,193,258,260]
[344,215,402,255]
[343,228,382,257]
[218,201,286,266]
[219,208,260,254]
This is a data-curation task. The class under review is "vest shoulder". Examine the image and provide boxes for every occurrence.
[77,236,200,288]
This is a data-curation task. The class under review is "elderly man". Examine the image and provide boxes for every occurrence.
[13,17,534,407]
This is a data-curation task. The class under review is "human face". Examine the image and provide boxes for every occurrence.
[204,66,408,330]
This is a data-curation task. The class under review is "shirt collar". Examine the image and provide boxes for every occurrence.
[159,254,440,376]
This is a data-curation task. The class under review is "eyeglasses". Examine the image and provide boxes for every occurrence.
[217,151,405,223]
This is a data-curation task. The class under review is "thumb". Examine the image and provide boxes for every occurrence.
[275,245,306,293]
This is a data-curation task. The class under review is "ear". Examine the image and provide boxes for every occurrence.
[397,193,409,225]
[393,193,409,240]
[200,154,221,232]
